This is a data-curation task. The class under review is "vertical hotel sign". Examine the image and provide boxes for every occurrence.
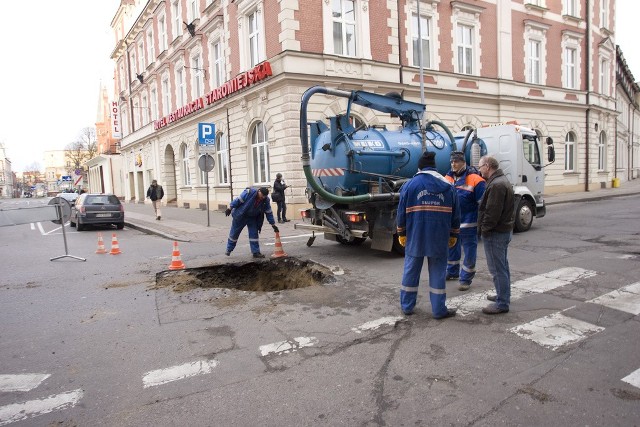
[154,61,273,131]
[111,101,122,139]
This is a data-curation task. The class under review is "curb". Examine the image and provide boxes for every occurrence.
[545,190,640,206]
[125,221,191,242]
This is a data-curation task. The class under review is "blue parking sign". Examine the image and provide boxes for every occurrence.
[198,123,215,145]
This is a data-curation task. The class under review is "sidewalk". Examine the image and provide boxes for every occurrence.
[124,179,640,242]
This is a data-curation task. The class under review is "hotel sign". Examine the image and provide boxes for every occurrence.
[154,61,273,131]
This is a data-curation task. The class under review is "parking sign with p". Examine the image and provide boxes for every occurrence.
[198,123,216,145]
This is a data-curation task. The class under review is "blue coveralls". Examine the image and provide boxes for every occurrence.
[445,167,486,286]
[397,169,460,318]
[226,188,276,255]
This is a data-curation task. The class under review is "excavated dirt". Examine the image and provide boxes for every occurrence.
[154,257,334,293]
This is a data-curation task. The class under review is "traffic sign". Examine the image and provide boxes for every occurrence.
[62,175,72,182]
[198,123,215,145]
[198,154,215,172]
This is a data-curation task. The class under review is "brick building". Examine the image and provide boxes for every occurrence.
[109,0,627,214]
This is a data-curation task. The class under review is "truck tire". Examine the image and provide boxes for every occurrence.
[514,199,533,232]
[337,236,366,246]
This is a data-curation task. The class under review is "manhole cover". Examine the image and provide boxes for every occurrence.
[155,257,334,293]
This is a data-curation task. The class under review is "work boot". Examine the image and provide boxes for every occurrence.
[482,304,509,314]
[433,308,457,319]
[283,219,290,222]
[253,253,265,258]
[486,294,497,302]
[458,284,470,291]
[225,251,230,256]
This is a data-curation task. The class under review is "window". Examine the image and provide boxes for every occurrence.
[141,95,149,125]
[332,0,356,57]
[138,41,145,71]
[133,99,140,130]
[564,132,576,172]
[527,0,543,5]
[176,65,186,107]
[251,121,269,184]
[181,144,191,185]
[150,87,158,121]
[192,55,204,98]
[216,132,229,185]
[248,10,262,67]
[130,50,137,75]
[172,0,183,40]
[159,14,168,52]
[457,24,474,75]
[522,134,541,166]
[146,29,155,63]
[411,13,430,68]
[564,0,577,16]
[600,0,608,27]
[212,40,225,87]
[598,131,606,171]
[161,75,170,115]
[599,58,609,96]
[527,40,541,84]
[188,0,199,23]
[564,47,577,89]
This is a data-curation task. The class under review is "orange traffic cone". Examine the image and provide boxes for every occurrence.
[109,233,122,255]
[168,241,186,270]
[271,232,287,258]
[95,232,107,254]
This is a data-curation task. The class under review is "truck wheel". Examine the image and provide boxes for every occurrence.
[337,236,366,246]
[514,199,533,232]
[392,235,406,256]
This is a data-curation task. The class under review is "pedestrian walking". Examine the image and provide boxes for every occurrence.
[444,151,486,291]
[397,151,460,319]
[146,179,164,220]
[272,173,289,223]
[225,187,279,258]
[477,155,515,314]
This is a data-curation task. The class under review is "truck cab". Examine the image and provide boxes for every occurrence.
[463,124,553,232]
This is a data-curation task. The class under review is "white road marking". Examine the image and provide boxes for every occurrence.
[30,223,35,230]
[37,222,45,235]
[0,389,83,426]
[0,374,50,392]
[259,337,318,356]
[142,359,219,388]
[621,368,640,389]
[587,282,640,315]
[510,312,604,351]
[449,267,596,316]
[262,233,315,246]
[351,316,405,334]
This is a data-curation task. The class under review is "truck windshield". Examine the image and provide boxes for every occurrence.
[522,135,541,166]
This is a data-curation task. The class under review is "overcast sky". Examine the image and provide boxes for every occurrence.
[0,0,639,173]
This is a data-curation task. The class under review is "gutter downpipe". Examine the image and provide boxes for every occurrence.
[226,107,233,200]
[585,0,591,192]
[397,0,403,85]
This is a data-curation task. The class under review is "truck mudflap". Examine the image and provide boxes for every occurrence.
[535,202,546,218]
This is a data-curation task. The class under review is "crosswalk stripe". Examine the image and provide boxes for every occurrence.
[351,316,404,334]
[510,312,605,351]
[586,282,640,315]
[0,374,50,392]
[621,368,640,389]
[142,359,219,388]
[448,267,596,316]
[0,389,83,426]
[259,337,317,356]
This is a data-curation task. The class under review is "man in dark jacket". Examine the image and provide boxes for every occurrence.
[146,179,164,220]
[477,155,515,314]
[396,151,460,319]
[224,187,279,258]
[272,173,289,223]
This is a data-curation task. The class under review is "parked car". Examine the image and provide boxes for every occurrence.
[58,191,79,205]
[69,194,124,231]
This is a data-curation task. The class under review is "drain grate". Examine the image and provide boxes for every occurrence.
[155,257,334,293]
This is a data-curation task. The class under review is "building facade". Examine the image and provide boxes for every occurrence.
[615,46,640,182]
[0,143,14,198]
[109,0,625,215]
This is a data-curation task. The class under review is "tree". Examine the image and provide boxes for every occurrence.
[65,127,97,174]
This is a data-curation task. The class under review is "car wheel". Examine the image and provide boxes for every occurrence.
[514,199,533,232]
[69,218,76,228]
[77,221,85,231]
[116,222,124,230]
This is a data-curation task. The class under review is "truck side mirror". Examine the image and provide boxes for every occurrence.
[547,146,555,163]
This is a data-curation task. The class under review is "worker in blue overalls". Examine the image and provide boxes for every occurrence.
[397,151,460,319]
[444,151,486,291]
[225,187,279,258]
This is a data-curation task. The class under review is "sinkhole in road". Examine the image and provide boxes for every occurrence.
[155,256,334,293]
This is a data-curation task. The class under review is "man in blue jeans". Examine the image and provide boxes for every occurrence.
[477,155,515,314]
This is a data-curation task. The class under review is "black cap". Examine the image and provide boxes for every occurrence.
[450,151,465,162]
[259,187,269,196]
[418,151,437,169]
[276,173,282,179]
